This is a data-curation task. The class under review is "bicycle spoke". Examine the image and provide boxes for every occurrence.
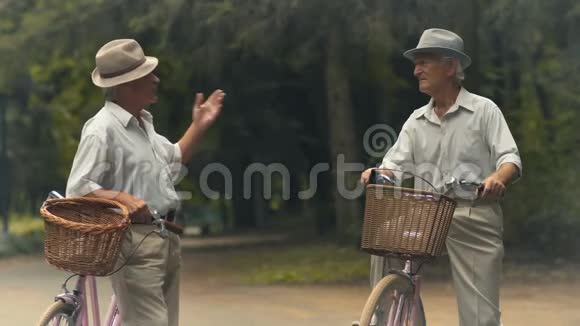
[380,289,398,326]
[51,316,61,326]
[360,274,422,326]
[403,295,413,326]
[385,290,398,326]
[406,295,417,325]
[394,292,407,326]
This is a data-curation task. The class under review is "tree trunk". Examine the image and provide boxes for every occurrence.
[466,0,482,90]
[231,157,255,229]
[251,170,269,228]
[324,28,362,243]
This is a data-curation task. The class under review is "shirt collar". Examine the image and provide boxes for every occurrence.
[104,101,154,127]
[415,87,474,120]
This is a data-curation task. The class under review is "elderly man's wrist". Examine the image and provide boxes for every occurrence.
[192,119,210,132]
[488,172,508,186]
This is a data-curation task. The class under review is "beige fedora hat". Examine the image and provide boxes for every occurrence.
[91,39,158,88]
[403,28,471,69]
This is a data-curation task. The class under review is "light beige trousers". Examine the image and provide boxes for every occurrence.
[370,202,504,326]
[111,224,181,326]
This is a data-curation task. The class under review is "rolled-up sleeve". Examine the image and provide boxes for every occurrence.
[379,120,415,172]
[66,134,109,197]
[486,105,523,178]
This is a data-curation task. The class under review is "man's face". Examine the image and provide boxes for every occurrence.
[126,72,160,107]
[413,53,455,95]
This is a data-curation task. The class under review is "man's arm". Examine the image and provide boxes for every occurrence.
[481,104,523,199]
[87,189,151,223]
[66,133,151,222]
[492,162,520,185]
[178,90,225,165]
[178,123,206,165]
[481,162,519,199]
[67,134,108,197]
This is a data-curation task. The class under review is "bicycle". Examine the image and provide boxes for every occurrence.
[37,191,182,326]
[355,169,482,326]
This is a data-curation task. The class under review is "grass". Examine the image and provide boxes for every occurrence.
[9,213,44,236]
[197,240,580,286]
[2,213,579,285]
[0,213,45,258]
[226,242,371,285]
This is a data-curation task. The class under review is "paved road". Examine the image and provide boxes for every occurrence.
[1,237,579,325]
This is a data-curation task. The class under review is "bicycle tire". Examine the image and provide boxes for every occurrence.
[359,274,426,326]
[37,300,75,326]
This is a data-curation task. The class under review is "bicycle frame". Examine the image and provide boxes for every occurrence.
[386,260,423,326]
[54,274,120,326]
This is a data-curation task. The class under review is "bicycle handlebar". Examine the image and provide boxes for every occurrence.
[458,180,483,187]
[369,171,485,196]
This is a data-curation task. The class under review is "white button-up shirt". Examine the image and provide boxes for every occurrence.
[380,88,522,197]
[66,101,183,214]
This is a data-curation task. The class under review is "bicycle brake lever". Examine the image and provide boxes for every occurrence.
[151,210,169,238]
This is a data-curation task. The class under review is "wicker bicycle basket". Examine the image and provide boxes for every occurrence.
[361,185,457,257]
[40,197,130,276]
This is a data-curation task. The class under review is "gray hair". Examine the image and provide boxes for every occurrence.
[103,87,118,101]
[442,56,465,84]
[455,63,465,83]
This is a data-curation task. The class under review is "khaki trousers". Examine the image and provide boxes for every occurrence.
[111,224,181,326]
[370,201,504,326]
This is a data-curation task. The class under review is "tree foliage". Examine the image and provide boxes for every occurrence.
[0,0,578,255]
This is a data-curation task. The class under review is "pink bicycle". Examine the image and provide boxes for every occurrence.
[355,170,482,326]
[37,273,121,326]
[36,191,174,326]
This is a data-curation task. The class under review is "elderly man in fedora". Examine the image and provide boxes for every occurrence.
[66,39,225,326]
[359,29,522,325]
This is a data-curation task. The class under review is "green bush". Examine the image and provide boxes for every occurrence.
[0,214,45,258]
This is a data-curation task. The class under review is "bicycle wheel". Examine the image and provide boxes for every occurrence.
[37,301,75,326]
[359,274,426,326]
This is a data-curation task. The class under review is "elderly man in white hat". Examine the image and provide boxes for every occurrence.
[359,29,522,325]
[66,39,225,326]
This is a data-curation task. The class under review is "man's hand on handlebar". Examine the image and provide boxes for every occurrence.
[360,168,374,185]
[360,168,396,186]
[480,175,506,200]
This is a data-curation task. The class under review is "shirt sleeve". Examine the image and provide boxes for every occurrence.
[155,134,182,166]
[154,134,184,184]
[66,134,109,197]
[379,120,415,173]
[485,105,523,179]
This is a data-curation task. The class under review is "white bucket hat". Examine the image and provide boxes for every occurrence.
[91,39,158,88]
[403,28,472,69]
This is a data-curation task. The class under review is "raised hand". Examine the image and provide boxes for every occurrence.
[192,89,226,130]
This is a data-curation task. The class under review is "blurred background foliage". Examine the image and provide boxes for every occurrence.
[0,0,579,258]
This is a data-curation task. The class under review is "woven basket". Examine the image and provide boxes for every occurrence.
[40,197,130,276]
[361,185,457,257]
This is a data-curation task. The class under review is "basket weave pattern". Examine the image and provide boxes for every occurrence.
[40,197,130,276]
[361,185,457,257]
